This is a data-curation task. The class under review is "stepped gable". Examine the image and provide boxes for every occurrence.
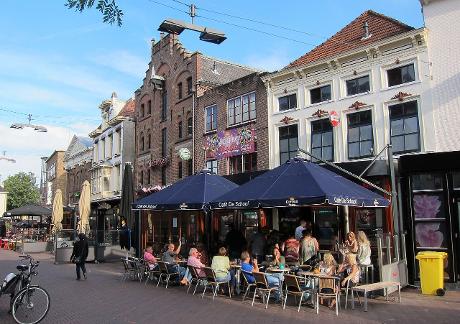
[286,10,414,69]
[118,99,135,118]
[200,55,260,87]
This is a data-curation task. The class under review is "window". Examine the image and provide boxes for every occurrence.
[205,105,218,132]
[389,100,420,154]
[178,121,183,139]
[311,119,333,161]
[187,117,193,136]
[140,103,145,117]
[228,153,257,175]
[278,93,297,111]
[187,77,193,95]
[310,85,331,104]
[178,161,183,179]
[139,171,143,186]
[161,128,167,157]
[140,133,144,151]
[187,159,193,176]
[388,64,415,87]
[161,166,166,186]
[147,100,151,115]
[347,110,373,159]
[279,124,298,164]
[206,160,218,174]
[178,82,183,100]
[161,91,167,121]
[346,75,370,96]
[227,92,256,126]
[147,133,151,149]
[147,169,151,185]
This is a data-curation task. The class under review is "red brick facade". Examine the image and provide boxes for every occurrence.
[66,162,92,206]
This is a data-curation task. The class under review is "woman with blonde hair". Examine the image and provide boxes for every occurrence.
[338,253,360,287]
[357,231,371,265]
[345,231,358,254]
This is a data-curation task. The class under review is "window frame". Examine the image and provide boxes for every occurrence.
[161,128,167,157]
[147,100,151,115]
[206,159,218,174]
[178,82,183,100]
[345,75,370,97]
[161,91,168,122]
[278,93,297,112]
[187,117,193,136]
[387,63,416,88]
[227,91,256,127]
[309,84,332,105]
[205,104,218,132]
[279,124,299,165]
[347,110,374,160]
[389,100,420,154]
[187,77,193,95]
[178,161,183,179]
[178,121,183,139]
[310,119,334,162]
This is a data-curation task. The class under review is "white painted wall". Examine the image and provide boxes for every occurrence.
[0,191,7,216]
[265,29,433,168]
[423,0,460,152]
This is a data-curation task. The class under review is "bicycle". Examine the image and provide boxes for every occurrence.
[0,254,50,324]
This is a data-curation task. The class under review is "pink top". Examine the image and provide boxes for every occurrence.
[144,251,157,269]
[187,255,206,277]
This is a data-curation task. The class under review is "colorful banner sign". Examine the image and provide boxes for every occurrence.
[205,127,256,160]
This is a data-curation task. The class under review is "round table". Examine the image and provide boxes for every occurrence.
[266,267,292,273]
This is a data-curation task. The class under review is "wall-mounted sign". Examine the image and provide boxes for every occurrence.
[329,110,340,127]
[178,148,191,161]
[204,127,256,160]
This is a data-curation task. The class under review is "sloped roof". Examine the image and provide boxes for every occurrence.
[200,55,260,86]
[119,99,135,118]
[286,10,414,69]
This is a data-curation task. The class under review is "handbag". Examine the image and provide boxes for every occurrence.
[71,256,82,263]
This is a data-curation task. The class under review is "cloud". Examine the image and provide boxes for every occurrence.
[244,49,292,72]
[90,50,148,78]
[0,121,97,181]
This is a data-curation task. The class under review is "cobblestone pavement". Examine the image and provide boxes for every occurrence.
[1,249,459,324]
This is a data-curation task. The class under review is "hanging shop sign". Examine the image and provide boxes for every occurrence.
[329,110,340,127]
[204,126,256,160]
[178,148,191,161]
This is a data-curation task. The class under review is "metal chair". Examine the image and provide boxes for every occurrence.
[251,272,279,309]
[144,262,161,286]
[187,265,206,295]
[121,258,139,282]
[241,270,257,302]
[201,267,232,300]
[316,275,340,316]
[283,274,311,312]
[157,261,179,288]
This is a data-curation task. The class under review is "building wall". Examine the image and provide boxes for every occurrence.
[66,161,92,206]
[0,191,7,216]
[265,29,432,168]
[423,0,460,152]
[135,35,196,189]
[45,151,68,206]
[195,73,269,175]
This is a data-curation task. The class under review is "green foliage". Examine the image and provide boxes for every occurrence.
[65,0,123,26]
[3,172,40,210]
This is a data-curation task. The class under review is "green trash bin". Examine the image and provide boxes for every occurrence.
[415,251,447,295]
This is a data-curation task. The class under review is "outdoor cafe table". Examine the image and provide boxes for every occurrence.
[230,264,242,294]
[266,267,292,273]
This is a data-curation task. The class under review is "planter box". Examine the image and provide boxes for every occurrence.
[22,242,48,253]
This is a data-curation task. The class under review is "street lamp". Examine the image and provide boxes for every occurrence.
[10,114,47,132]
[0,151,16,163]
[158,18,227,44]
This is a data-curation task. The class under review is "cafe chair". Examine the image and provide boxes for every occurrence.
[283,274,311,312]
[316,276,340,316]
[157,261,179,289]
[241,270,257,302]
[144,262,161,286]
[201,267,232,300]
[251,272,279,309]
[187,265,206,295]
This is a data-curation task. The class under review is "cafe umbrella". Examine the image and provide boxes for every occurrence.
[210,157,390,209]
[52,189,63,231]
[120,163,134,251]
[78,180,91,234]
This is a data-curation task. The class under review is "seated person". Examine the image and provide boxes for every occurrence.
[281,235,300,265]
[182,247,206,285]
[337,253,360,288]
[211,247,236,290]
[345,232,359,254]
[319,252,338,308]
[269,245,285,267]
[162,242,186,280]
[357,231,372,266]
[143,246,158,270]
[196,242,209,266]
[240,251,283,299]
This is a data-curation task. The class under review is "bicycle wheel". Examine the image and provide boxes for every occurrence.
[12,286,50,324]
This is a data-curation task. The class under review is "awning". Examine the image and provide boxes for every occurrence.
[210,158,390,209]
[3,204,52,217]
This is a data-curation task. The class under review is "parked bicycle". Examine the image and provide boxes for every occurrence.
[0,254,50,324]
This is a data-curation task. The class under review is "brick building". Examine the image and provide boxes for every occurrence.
[44,150,67,207]
[134,34,256,193]
[195,72,269,180]
[63,135,93,207]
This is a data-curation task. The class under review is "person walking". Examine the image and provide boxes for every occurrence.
[70,233,89,280]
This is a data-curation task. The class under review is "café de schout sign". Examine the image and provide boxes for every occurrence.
[204,127,256,160]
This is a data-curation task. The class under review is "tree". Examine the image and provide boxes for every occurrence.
[65,0,123,26]
[3,172,40,210]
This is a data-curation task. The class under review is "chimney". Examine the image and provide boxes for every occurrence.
[362,21,372,40]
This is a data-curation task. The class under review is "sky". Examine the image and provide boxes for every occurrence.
[0,0,424,185]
